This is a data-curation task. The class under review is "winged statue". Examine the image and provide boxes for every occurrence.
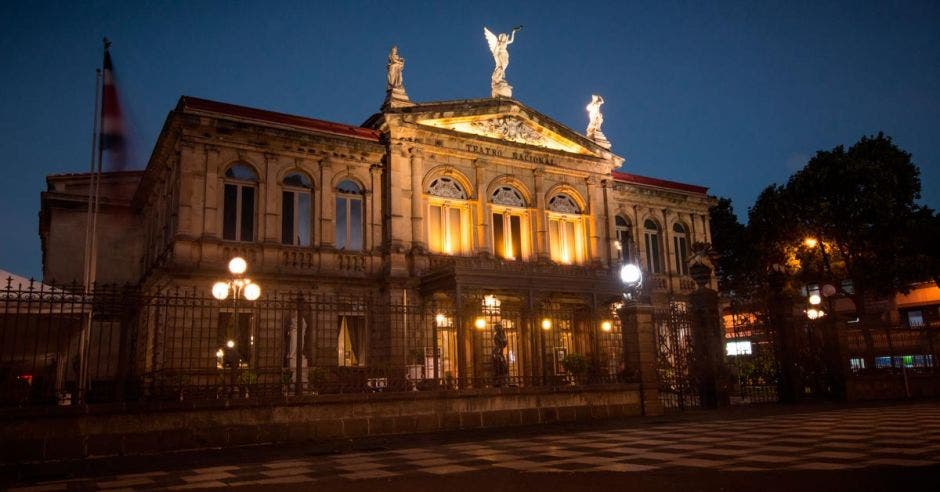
[484,26,521,96]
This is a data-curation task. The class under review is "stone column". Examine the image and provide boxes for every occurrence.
[474,160,492,255]
[585,176,599,263]
[688,263,730,408]
[409,149,425,251]
[533,167,548,260]
[318,157,335,247]
[618,299,664,416]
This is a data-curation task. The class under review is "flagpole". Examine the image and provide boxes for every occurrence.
[82,68,102,292]
[79,38,109,405]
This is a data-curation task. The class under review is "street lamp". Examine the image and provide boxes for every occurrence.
[212,257,261,393]
[620,262,643,300]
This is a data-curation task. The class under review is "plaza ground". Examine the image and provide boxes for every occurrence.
[5,400,940,491]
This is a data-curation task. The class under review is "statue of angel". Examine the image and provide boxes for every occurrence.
[484,26,521,84]
[387,46,404,91]
[586,94,605,137]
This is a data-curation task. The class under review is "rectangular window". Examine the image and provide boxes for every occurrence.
[674,237,688,274]
[448,207,461,254]
[849,357,866,371]
[223,184,238,240]
[297,192,311,246]
[429,204,443,252]
[725,340,752,356]
[510,215,522,260]
[336,197,347,249]
[349,198,362,251]
[338,315,367,367]
[645,233,662,274]
[240,186,255,241]
[493,213,505,258]
[907,310,925,328]
[282,191,294,244]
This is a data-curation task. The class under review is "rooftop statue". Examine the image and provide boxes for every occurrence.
[585,94,611,149]
[484,26,522,98]
[383,45,413,109]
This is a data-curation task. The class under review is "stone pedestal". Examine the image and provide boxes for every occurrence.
[491,80,513,99]
[618,300,663,416]
[588,130,611,149]
[383,88,414,110]
[688,263,730,407]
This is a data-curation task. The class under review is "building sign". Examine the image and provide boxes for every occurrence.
[464,143,557,166]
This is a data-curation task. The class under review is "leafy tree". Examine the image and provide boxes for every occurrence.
[708,197,759,296]
[747,133,939,366]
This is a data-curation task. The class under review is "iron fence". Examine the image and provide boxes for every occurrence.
[1,279,635,408]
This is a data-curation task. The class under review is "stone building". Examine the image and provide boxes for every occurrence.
[40,93,715,389]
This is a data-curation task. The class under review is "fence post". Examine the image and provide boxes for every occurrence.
[618,299,663,416]
[688,263,729,408]
[768,268,801,403]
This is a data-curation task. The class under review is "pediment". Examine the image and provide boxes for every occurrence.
[415,113,597,157]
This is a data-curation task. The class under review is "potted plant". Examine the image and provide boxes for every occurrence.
[562,353,590,384]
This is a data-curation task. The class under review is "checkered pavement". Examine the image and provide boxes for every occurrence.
[12,402,940,490]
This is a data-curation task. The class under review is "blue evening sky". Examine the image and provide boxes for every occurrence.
[1,1,938,280]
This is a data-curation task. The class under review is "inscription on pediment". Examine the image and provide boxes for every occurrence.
[417,115,595,156]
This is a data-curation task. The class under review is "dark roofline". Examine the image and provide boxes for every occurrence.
[47,170,145,179]
[612,170,708,194]
[178,96,381,142]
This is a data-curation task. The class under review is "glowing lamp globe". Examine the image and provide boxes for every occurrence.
[228,257,247,275]
[601,320,612,332]
[620,264,642,285]
[212,282,230,300]
[541,318,552,330]
[474,317,486,330]
[808,294,822,306]
[243,282,261,301]
[806,309,820,320]
[435,313,447,326]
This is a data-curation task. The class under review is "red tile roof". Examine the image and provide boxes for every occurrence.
[612,171,708,194]
[179,96,381,142]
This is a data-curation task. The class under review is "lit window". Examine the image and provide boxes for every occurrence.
[547,193,584,265]
[338,315,367,367]
[849,357,865,371]
[335,180,363,251]
[223,164,258,242]
[490,186,527,260]
[725,340,752,356]
[907,310,924,328]
[615,216,632,264]
[282,172,313,246]
[672,223,689,275]
[643,219,662,274]
[427,177,469,255]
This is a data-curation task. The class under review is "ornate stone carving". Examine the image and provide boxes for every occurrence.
[469,117,546,146]
[427,177,467,200]
[548,194,581,214]
[491,185,525,207]
[484,26,522,98]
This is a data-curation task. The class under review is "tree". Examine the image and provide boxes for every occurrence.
[748,133,940,367]
[708,197,759,296]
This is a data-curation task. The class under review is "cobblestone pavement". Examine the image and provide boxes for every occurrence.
[10,402,940,490]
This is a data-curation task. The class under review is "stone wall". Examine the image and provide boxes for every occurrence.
[845,374,940,401]
[1,385,641,463]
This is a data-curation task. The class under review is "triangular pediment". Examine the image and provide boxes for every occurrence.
[415,111,598,157]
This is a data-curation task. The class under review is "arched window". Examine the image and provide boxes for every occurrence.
[222,164,258,242]
[282,172,313,246]
[427,177,470,255]
[615,216,633,264]
[644,219,663,274]
[547,193,584,264]
[335,180,363,251]
[490,185,528,260]
[672,223,689,275]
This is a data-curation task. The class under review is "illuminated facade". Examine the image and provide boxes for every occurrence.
[41,95,715,384]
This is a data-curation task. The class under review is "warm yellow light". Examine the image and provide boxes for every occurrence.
[474,317,486,329]
[243,282,261,301]
[541,318,552,330]
[435,313,447,326]
[226,340,235,348]
[483,295,499,308]
[808,294,821,305]
[601,320,612,332]
[803,238,818,248]
[212,282,230,300]
[228,257,247,275]
[216,349,224,358]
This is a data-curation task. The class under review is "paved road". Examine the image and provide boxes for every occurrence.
[7,401,940,491]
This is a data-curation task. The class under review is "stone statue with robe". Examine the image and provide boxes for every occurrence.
[383,45,413,109]
[585,94,611,149]
[484,26,521,98]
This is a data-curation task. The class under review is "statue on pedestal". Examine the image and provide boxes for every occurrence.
[585,94,611,149]
[484,26,522,98]
[383,45,413,109]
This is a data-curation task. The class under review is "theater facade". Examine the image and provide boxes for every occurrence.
[41,84,714,391]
